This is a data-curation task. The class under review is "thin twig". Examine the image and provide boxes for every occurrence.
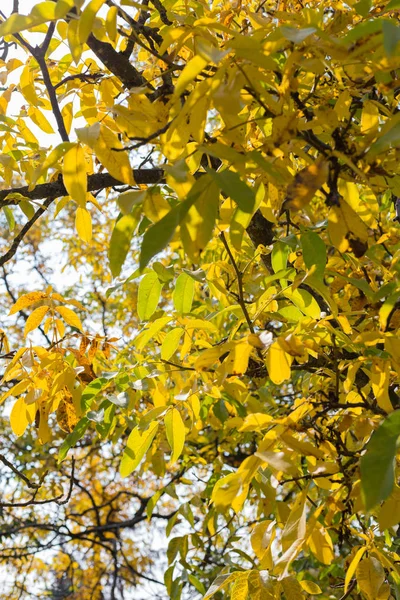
[0,453,41,489]
[220,232,255,334]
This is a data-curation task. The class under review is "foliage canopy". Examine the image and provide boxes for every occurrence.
[0,0,400,598]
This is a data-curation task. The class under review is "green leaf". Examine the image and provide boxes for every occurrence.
[153,262,175,282]
[280,26,316,43]
[137,272,163,321]
[161,328,185,361]
[19,200,35,219]
[109,207,141,277]
[355,0,371,17]
[120,421,159,477]
[58,417,89,463]
[361,410,400,510]
[81,377,109,412]
[117,190,146,215]
[3,206,15,231]
[173,273,195,314]
[385,0,400,10]
[207,169,256,213]
[383,20,400,56]
[139,177,209,271]
[301,231,326,280]
[369,114,400,157]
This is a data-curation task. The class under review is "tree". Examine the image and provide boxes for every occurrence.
[0,0,400,598]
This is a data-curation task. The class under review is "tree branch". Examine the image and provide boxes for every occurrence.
[0,169,165,207]
[0,453,41,489]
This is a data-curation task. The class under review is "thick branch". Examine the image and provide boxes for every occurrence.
[86,34,148,89]
[0,169,165,207]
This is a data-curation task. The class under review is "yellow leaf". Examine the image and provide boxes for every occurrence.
[174,54,208,97]
[299,580,322,595]
[265,342,292,384]
[328,199,369,256]
[67,19,82,65]
[28,106,54,134]
[57,391,78,433]
[195,342,231,371]
[281,489,307,552]
[239,413,273,432]
[370,359,393,413]
[378,485,400,530]
[281,577,305,600]
[335,89,352,120]
[55,306,83,331]
[76,122,101,145]
[356,557,385,600]
[63,144,87,206]
[62,102,73,135]
[0,379,30,405]
[344,546,366,593]
[282,158,329,211]
[361,100,379,134]
[9,291,48,315]
[91,125,134,185]
[10,397,35,437]
[20,65,41,107]
[24,305,50,337]
[307,525,334,565]
[78,0,105,44]
[37,401,52,444]
[55,318,66,338]
[143,192,170,222]
[251,521,275,568]
[211,472,243,510]
[223,340,253,376]
[231,577,248,600]
[0,14,35,37]
[106,5,118,41]
[165,408,185,465]
[75,207,92,243]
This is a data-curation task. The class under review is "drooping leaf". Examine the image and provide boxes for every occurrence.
[361,410,400,510]
[165,408,185,465]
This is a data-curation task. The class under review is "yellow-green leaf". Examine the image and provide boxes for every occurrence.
[120,421,159,477]
[165,408,185,464]
[356,557,385,600]
[173,273,195,314]
[137,272,163,322]
[109,208,141,278]
[161,328,185,361]
[299,580,322,595]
